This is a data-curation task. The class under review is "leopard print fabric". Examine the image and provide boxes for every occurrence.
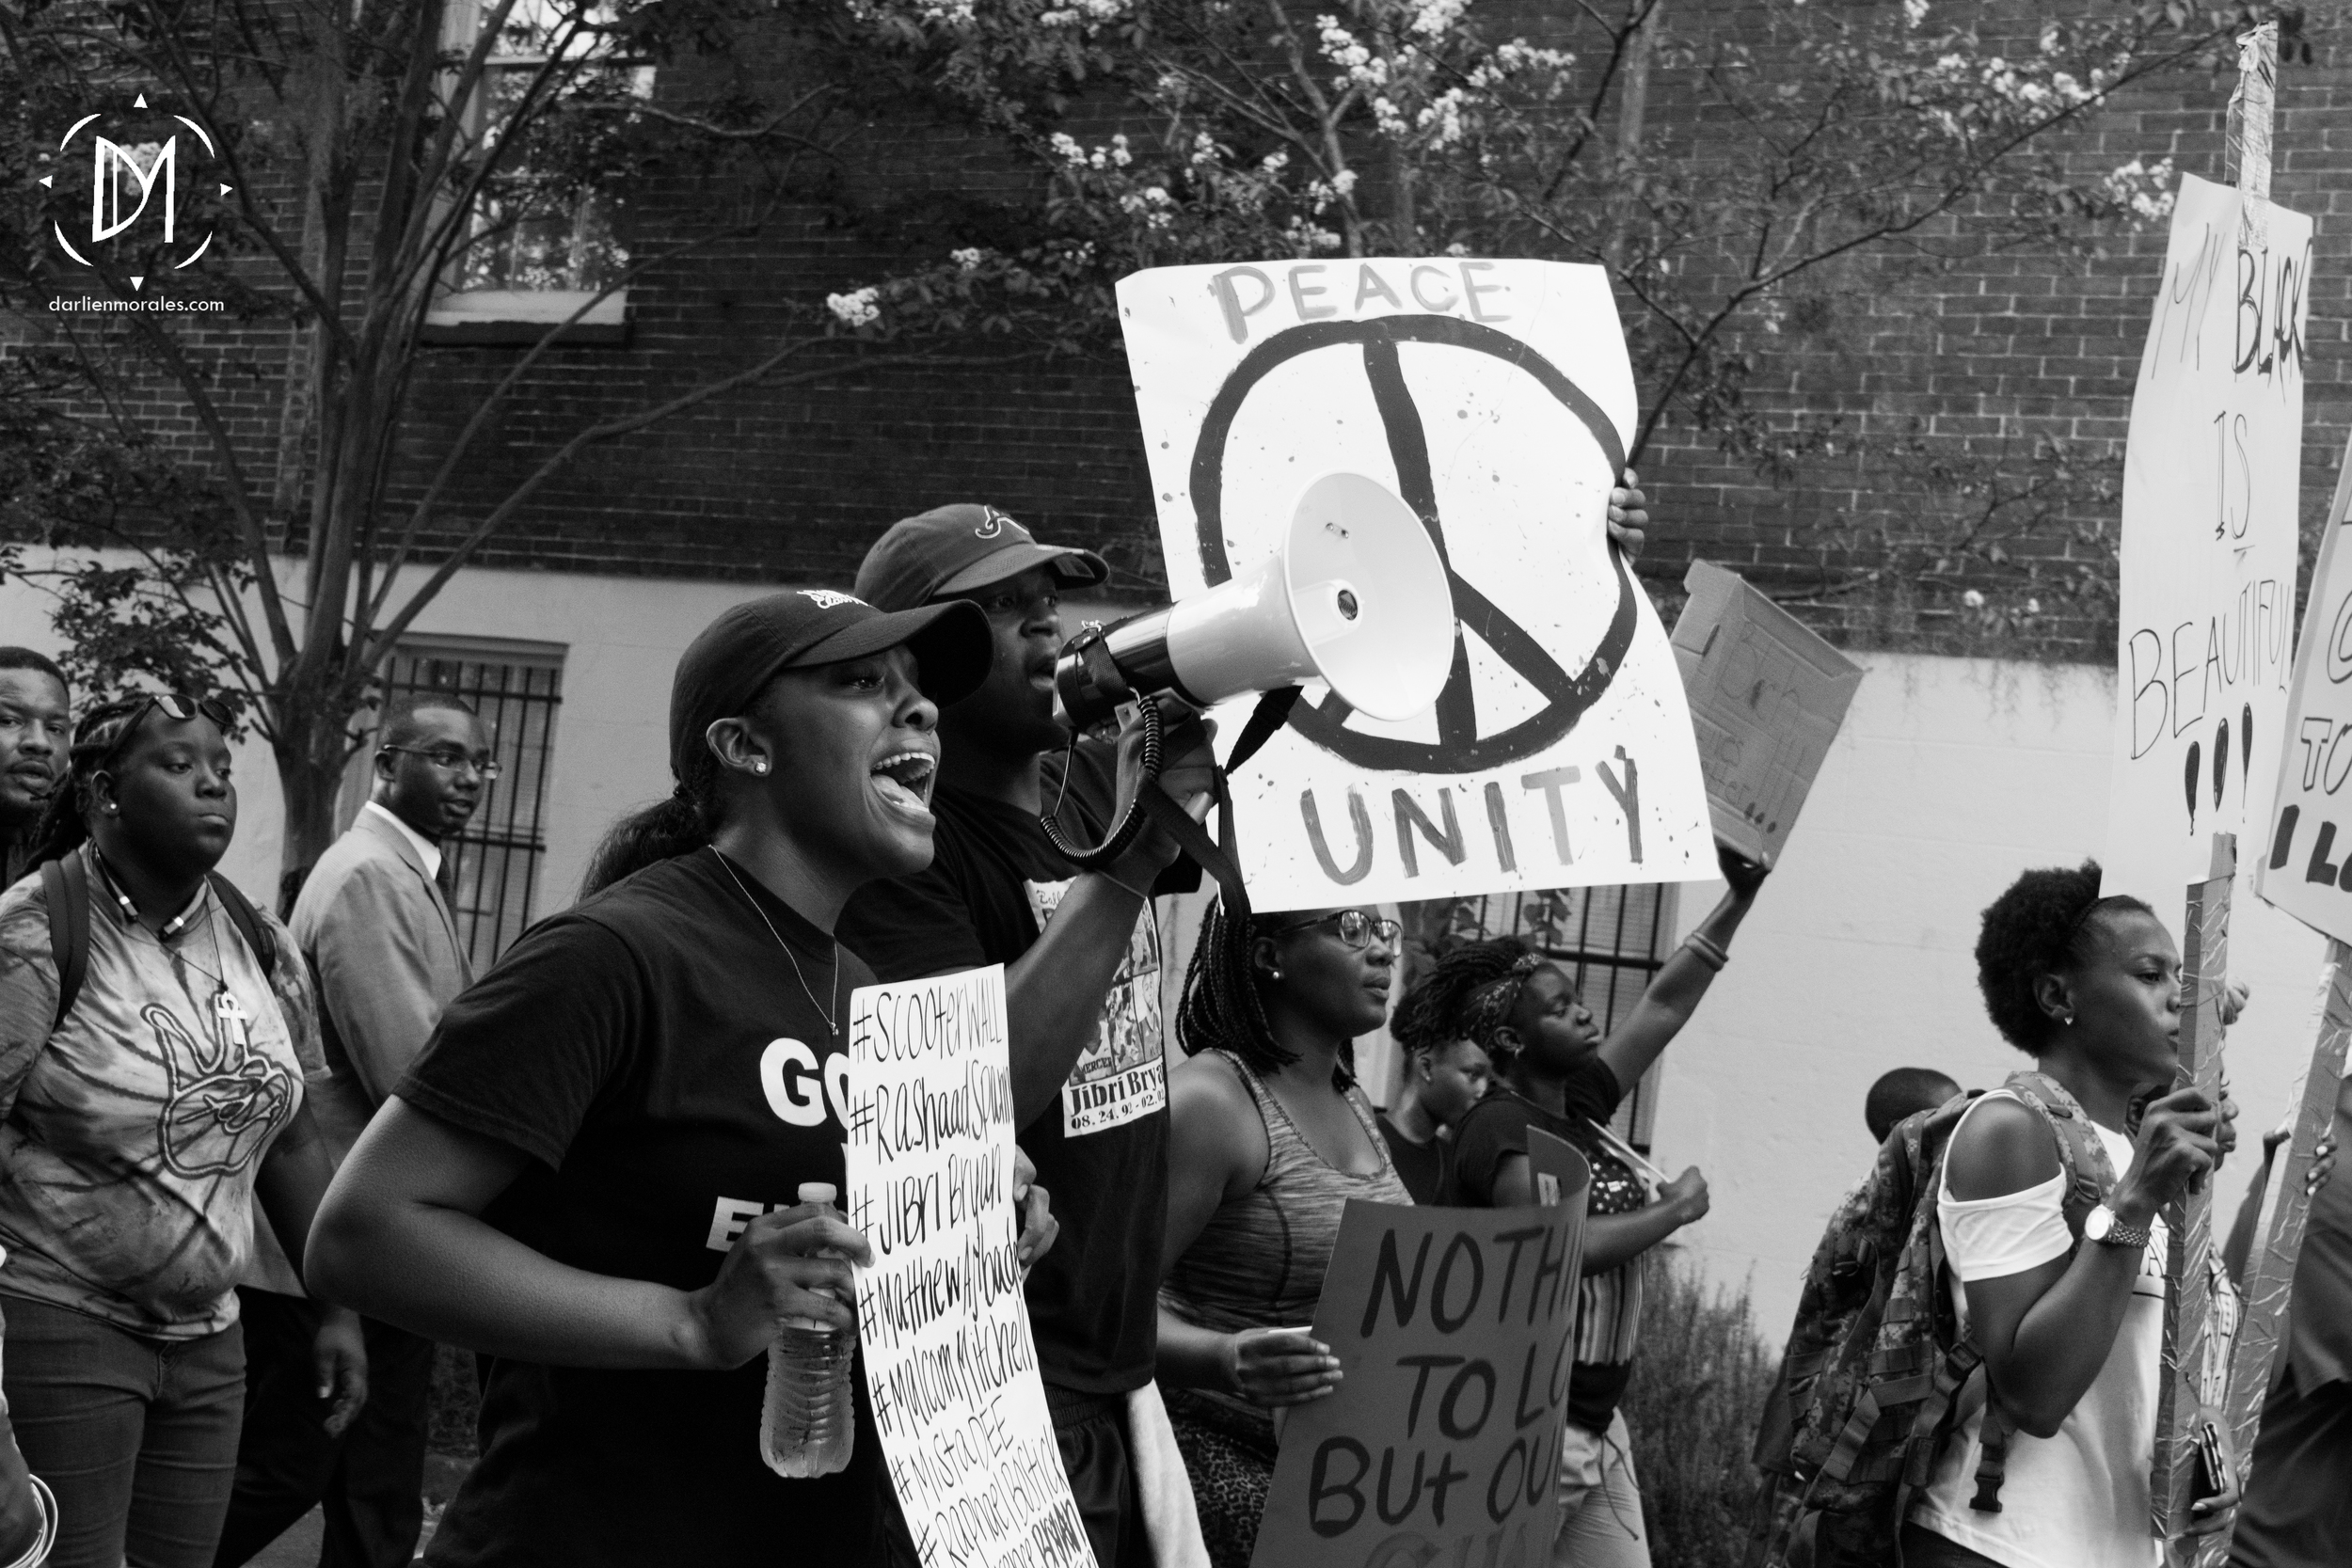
[1165,1388,1279,1568]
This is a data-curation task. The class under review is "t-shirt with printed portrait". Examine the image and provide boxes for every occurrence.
[396,847,882,1566]
[837,744,1177,1396]
[0,846,325,1338]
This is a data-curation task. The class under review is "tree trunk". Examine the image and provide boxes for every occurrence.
[271,695,353,915]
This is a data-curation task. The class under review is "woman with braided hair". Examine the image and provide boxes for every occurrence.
[0,693,358,1567]
[1155,898,1413,1568]
[1415,844,1766,1568]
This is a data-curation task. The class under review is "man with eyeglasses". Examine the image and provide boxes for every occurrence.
[216,694,493,1568]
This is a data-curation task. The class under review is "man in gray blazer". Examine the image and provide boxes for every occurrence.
[215,694,489,1568]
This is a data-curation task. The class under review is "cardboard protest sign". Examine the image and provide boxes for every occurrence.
[1669,562,1865,864]
[839,967,1090,1568]
[1248,1190,1589,1568]
[2102,174,2311,908]
[2220,943,2352,1490]
[1119,259,1711,911]
[1524,1127,1594,1212]
[2251,427,2352,938]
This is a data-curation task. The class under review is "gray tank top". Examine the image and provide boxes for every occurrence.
[1162,1050,1414,1340]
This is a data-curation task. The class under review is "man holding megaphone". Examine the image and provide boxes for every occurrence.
[839,503,1220,1568]
[839,477,1648,1566]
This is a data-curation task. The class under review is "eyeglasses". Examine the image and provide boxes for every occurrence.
[81,692,235,768]
[1270,911,1402,950]
[380,745,501,782]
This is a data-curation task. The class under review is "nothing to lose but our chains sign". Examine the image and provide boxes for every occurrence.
[1118,258,1711,911]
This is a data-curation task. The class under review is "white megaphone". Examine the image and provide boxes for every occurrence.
[1054,472,1456,732]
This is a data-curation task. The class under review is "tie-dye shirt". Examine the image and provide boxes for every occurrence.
[0,847,324,1338]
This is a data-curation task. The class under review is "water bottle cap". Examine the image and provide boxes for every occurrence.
[798,1181,837,1204]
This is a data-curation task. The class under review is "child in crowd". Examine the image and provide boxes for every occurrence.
[1374,1019,1492,1203]
[1867,1067,1963,1145]
[1415,846,1767,1568]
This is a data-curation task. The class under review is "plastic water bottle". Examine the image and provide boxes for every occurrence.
[760,1181,857,1479]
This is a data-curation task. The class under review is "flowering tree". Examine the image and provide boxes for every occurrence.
[844,0,2291,483]
[823,0,2300,1006]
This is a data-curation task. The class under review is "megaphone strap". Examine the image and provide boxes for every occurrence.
[1136,771,1248,916]
[1225,687,1302,776]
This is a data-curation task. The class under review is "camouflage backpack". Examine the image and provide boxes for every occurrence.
[1747,1070,2119,1568]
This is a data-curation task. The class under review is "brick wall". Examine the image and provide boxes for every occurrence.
[9,3,2347,663]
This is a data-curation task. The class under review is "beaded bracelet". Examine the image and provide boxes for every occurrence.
[1682,932,1731,972]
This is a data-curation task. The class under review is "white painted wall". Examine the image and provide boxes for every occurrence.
[1654,652,2327,1342]
[0,555,790,910]
[0,553,1134,917]
[6,563,2324,1352]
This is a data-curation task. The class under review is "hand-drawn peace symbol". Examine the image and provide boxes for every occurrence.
[1189,314,1638,773]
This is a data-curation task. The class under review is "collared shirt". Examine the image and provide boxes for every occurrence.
[363,800,443,880]
[0,845,324,1338]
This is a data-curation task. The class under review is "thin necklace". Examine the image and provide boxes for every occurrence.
[710,847,839,1033]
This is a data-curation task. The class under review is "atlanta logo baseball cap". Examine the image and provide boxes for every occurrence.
[854,503,1111,612]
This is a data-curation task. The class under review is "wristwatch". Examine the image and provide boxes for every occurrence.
[2084,1203,2152,1249]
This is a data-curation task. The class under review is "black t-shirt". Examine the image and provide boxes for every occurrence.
[398,849,882,1565]
[1375,1110,1447,1206]
[1444,1061,1650,1433]
[837,748,1171,1395]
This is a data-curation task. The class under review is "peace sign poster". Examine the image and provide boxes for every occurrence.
[1118,258,1710,910]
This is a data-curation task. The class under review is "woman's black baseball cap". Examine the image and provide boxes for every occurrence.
[668,589,992,779]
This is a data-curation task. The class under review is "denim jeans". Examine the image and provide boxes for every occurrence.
[0,1292,246,1568]
[215,1288,435,1568]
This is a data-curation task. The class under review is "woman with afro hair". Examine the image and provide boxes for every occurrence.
[1900,862,2239,1567]
[1399,845,1767,1568]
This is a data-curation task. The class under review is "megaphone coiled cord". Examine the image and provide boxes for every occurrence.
[1039,699,1164,871]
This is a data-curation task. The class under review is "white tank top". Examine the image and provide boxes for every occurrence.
[1907,1092,2166,1568]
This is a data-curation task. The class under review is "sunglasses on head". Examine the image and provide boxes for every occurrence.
[79,692,234,764]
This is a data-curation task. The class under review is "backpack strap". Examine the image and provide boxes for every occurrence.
[2000,1069,2119,1235]
[40,858,277,1037]
[1962,1071,2123,1513]
[204,873,278,983]
[40,856,89,1035]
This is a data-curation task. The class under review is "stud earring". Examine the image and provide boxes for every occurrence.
[2062,1010,2075,1026]
[1268,967,1284,981]
[753,760,769,775]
